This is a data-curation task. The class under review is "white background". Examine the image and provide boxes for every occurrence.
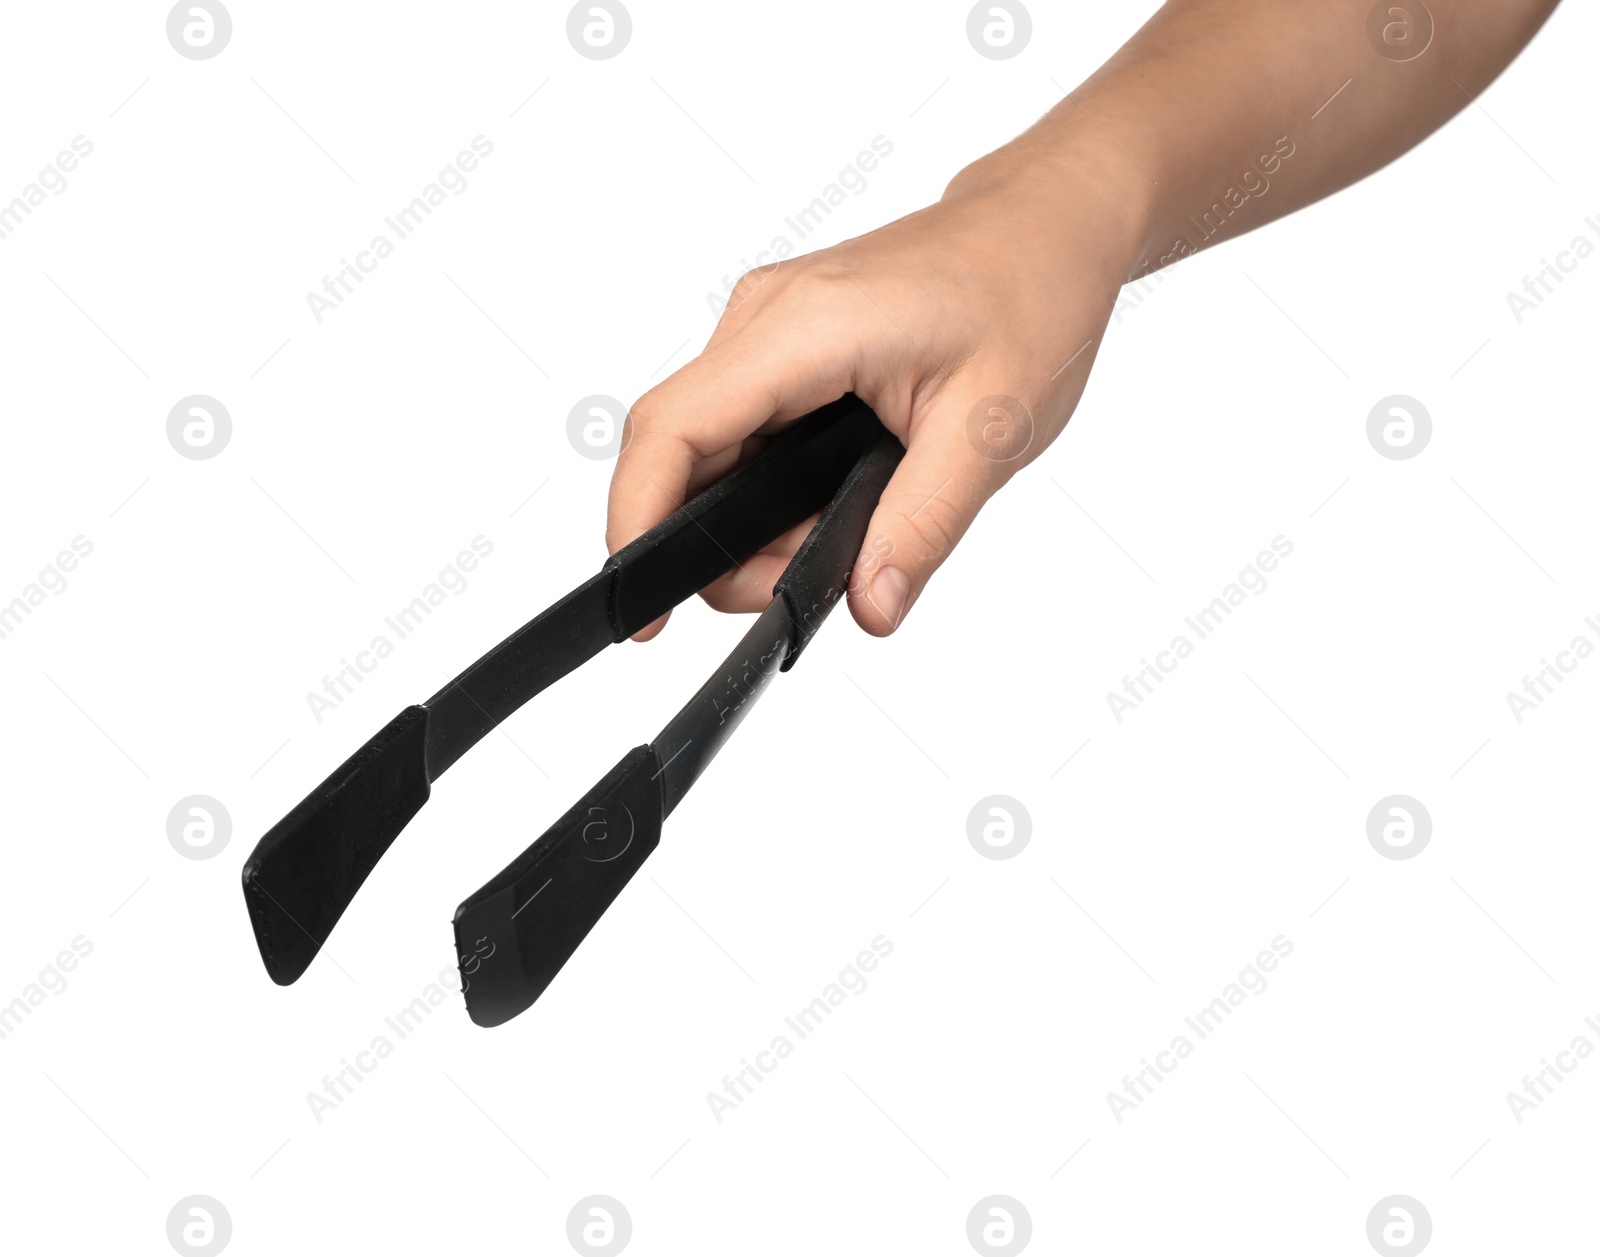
[0,2,1595,1253]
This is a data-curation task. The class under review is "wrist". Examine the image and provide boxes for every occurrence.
[942,120,1163,287]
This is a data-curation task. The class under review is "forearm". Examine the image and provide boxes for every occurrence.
[951,0,1560,280]
[610,0,1564,637]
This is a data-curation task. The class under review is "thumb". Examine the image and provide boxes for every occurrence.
[847,412,1001,636]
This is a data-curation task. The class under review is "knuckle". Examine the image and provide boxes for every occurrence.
[779,260,852,304]
[891,490,967,564]
[620,382,687,452]
[716,271,764,323]
[718,258,799,323]
[732,265,774,294]
[625,385,665,433]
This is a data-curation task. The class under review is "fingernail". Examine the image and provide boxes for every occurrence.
[869,565,912,630]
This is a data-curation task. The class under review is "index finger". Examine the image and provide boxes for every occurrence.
[604,324,860,632]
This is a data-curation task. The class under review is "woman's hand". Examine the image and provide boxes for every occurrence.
[606,136,1149,639]
[607,0,1558,641]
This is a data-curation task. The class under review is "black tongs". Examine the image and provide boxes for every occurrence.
[241,395,901,1027]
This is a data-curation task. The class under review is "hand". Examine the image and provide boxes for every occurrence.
[606,141,1147,640]
[608,0,1557,642]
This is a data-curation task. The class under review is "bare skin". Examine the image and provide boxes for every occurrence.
[607,0,1561,640]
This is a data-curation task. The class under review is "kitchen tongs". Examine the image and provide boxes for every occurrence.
[242,394,902,1026]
